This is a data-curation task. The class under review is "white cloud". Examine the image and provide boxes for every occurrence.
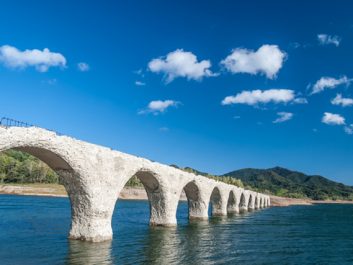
[293,97,308,104]
[77,62,89,72]
[135,81,146,86]
[344,124,353,135]
[0,45,66,72]
[221,89,295,106]
[317,34,341,47]
[331,94,353,107]
[311,76,352,94]
[139,100,179,115]
[273,112,293,123]
[148,49,214,83]
[221,44,286,79]
[159,127,169,132]
[322,112,345,125]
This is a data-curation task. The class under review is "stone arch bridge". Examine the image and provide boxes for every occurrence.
[0,126,270,242]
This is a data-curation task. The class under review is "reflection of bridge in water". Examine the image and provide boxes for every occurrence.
[0,120,270,242]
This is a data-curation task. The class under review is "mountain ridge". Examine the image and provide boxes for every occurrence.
[223,166,353,200]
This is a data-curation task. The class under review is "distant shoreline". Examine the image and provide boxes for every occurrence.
[1,183,353,206]
[269,195,353,206]
[0,183,187,201]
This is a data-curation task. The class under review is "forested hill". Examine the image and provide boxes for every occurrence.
[224,167,353,200]
[0,150,58,183]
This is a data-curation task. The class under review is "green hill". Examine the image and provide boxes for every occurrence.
[0,150,58,184]
[223,166,353,200]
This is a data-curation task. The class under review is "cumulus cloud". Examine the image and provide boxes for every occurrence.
[139,100,179,115]
[221,44,286,79]
[322,112,345,125]
[0,45,66,72]
[344,124,353,135]
[135,81,146,86]
[331,94,353,107]
[77,62,89,72]
[317,34,341,47]
[148,49,214,83]
[273,112,293,123]
[311,76,352,94]
[221,89,295,106]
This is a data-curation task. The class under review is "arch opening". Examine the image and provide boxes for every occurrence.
[183,181,202,219]
[0,147,76,190]
[115,170,169,227]
[176,181,206,222]
[183,181,200,203]
[248,194,254,211]
[0,147,85,240]
[255,196,259,209]
[14,147,72,171]
[209,187,225,216]
[239,193,247,212]
[227,190,238,214]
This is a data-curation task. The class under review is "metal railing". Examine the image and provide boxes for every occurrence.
[0,117,33,128]
[0,117,62,135]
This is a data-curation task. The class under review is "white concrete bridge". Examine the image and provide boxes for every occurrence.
[0,125,270,242]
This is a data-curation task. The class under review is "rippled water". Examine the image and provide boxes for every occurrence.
[1,195,353,264]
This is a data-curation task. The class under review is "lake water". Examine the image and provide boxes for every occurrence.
[1,195,353,264]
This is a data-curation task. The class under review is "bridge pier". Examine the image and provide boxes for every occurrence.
[227,203,239,214]
[69,213,113,242]
[60,170,117,242]
[149,196,178,227]
[188,201,209,219]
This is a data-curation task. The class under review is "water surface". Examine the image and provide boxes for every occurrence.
[1,194,353,264]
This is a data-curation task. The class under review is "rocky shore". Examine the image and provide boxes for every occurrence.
[1,184,353,206]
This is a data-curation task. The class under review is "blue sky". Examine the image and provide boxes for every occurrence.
[1,0,353,184]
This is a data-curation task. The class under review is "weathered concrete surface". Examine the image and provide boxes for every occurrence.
[0,126,270,242]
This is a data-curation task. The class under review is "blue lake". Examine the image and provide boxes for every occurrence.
[1,194,353,264]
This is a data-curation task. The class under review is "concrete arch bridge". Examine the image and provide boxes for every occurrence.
[0,126,270,242]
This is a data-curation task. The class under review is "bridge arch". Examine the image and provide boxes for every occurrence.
[239,192,247,212]
[227,190,239,214]
[255,196,259,209]
[248,193,255,211]
[259,197,264,208]
[0,142,101,241]
[182,181,207,220]
[117,168,175,226]
[209,186,227,216]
